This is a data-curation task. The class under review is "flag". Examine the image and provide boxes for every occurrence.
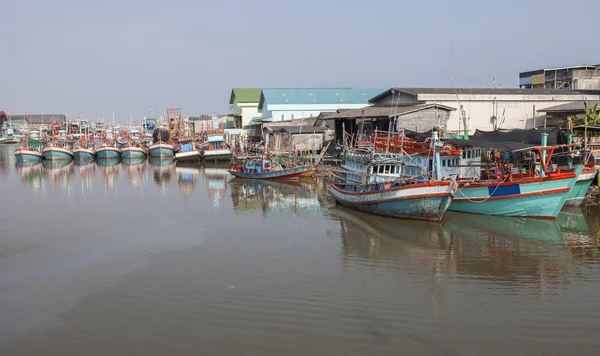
[569,118,573,133]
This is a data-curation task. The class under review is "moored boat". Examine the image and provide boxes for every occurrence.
[564,167,597,207]
[95,145,121,159]
[15,147,43,162]
[42,145,74,161]
[121,145,147,159]
[175,139,199,162]
[73,147,95,161]
[200,130,232,162]
[328,129,455,221]
[228,157,309,180]
[148,143,175,159]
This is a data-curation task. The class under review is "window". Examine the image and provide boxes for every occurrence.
[291,114,294,120]
[467,150,471,159]
[462,151,466,159]
[442,159,446,167]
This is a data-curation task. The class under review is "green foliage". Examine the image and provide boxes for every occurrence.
[563,103,600,136]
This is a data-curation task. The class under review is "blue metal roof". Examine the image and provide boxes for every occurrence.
[259,88,387,110]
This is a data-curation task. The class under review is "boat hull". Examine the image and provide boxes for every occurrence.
[228,166,308,180]
[564,169,596,207]
[300,168,316,177]
[15,148,42,162]
[42,147,74,161]
[329,182,454,222]
[121,146,147,159]
[175,150,200,162]
[73,148,95,161]
[95,147,121,159]
[202,149,232,162]
[148,144,175,159]
[449,166,583,219]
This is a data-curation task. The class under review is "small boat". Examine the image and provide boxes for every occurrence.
[0,121,20,144]
[200,130,232,163]
[148,142,175,159]
[121,145,147,159]
[564,166,597,207]
[228,157,309,180]
[175,138,199,162]
[73,147,95,161]
[15,135,43,163]
[95,145,121,159]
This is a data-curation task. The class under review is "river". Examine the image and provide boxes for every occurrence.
[1,144,600,355]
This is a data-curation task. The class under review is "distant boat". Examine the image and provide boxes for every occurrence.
[95,144,121,159]
[73,147,95,161]
[229,157,308,180]
[42,145,74,161]
[121,145,147,160]
[200,131,232,162]
[148,143,175,159]
[15,147,43,163]
[175,138,199,162]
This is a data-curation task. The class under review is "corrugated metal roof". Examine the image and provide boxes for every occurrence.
[230,88,262,104]
[325,104,456,120]
[369,87,592,104]
[537,101,600,113]
[259,88,387,109]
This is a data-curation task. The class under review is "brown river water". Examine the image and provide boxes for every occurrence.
[1,145,600,355]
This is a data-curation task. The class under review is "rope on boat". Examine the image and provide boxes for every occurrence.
[454,177,505,203]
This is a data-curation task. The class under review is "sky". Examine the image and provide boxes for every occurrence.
[2,0,599,122]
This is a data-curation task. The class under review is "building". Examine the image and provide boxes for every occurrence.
[536,101,600,128]
[519,65,600,90]
[262,118,333,152]
[8,114,66,132]
[365,88,600,135]
[258,88,387,122]
[229,88,262,129]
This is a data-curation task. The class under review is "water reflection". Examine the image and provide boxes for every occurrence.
[176,164,199,202]
[149,159,175,191]
[229,177,321,216]
[123,158,146,189]
[15,161,44,192]
[0,145,9,178]
[97,159,120,190]
[204,167,229,209]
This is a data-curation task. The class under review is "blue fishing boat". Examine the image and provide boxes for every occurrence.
[121,145,147,159]
[564,167,597,207]
[328,130,455,222]
[73,147,95,161]
[229,158,309,180]
[42,145,74,161]
[15,136,43,163]
[148,143,175,159]
[175,138,199,162]
[95,145,121,159]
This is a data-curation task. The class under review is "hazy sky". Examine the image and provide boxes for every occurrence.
[2,0,599,121]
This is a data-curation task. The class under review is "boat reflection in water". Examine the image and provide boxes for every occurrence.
[176,164,199,202]
[149,158,175,191]
[43,159,74,190]
[15,161,44,192]
[97,158,120,190]
[229,177,321,216]
[559,207,599,256]
[75,160,96,197]
[327,205,574,300]
[204,167,229,209]
[123,157,146,189]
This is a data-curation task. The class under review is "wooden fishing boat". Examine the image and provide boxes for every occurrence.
[73,147,95,160]
[200,131,232,162]
[15,136,43,163]
[175,138,199,162]
[228,157,309,180]
[121,145,147,159]
[42,145,74,161]
[148,143,175,159]
[564,166,597,207]
[95,145,121,159]
[329,180,455,221]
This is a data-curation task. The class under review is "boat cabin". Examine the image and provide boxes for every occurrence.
[244,159,273,173]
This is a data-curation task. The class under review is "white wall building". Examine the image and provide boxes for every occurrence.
[368,88,600,134]
[229,88,262,129]
[259,88,387,123]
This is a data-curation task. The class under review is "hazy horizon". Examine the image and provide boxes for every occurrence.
[2,0,599,122]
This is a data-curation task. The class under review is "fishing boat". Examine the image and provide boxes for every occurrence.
[229,157,309,180]
[95,144,121,159]
[73,136,95,161]
[449,133,583,219]
[14,135,43,163]
[42,135,74,161]
[328,130,455,222]
[564,166,597,207]
[175,138,199,162]
[148,142,175,159]
[121,145,147,159]
[0,121,20,144]
[199,130,232,162]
